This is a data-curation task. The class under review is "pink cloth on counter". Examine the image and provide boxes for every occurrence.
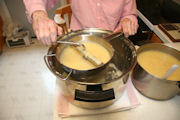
[56,77,140,118]
[23,0,137,31]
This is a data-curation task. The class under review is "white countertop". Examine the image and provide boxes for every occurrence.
[54,43,180,120]
[54,82,180,120]
[0,38,179,120]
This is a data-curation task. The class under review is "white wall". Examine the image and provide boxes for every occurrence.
[3,0,66,37]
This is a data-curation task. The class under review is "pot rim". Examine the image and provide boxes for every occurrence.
[55,35,115,72]
[46,28,137,85]
[136,43,180,82]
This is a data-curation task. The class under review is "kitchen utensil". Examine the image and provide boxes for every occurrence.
[57,40,103,66]
[56,40,85,49]
[44,28,137,109]
[104,31,123,40]
[132,43,180,100]
[54,31,115,80]
[162,64,179,80]
[75,46,104,66]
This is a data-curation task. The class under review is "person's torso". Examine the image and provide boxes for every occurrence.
[70,0,126,31]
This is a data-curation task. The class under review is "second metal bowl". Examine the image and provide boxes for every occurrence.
[55,30,114,80]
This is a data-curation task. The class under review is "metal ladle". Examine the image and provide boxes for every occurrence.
[161,64,179,79]
[56,40,86,49]
[56,40,104,67]
[104,31,123,40]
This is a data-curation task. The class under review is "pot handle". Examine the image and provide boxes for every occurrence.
[44,54,72,80]
[44,54,56,75]
[75,85,115,102]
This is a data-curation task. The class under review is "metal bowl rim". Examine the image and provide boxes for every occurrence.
[136,43,180,82]
[46,28,137,85]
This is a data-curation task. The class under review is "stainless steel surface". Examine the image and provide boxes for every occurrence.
[132,43,180,100]
[55,29,115,80]
[44,55,73,81]
[44,28,137,109]
[104,31,123,40]
[56,40,85,49]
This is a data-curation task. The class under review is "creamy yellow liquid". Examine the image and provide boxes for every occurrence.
[137,50,180,81]
[59,41,111,70]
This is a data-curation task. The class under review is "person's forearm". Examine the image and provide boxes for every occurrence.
[120,0,137,22]
[23,0,62,45]
[31,10,62,45]
[23,0,59,23]
[32,10,48,21]
[113,0,138,37]
[23,0,47,23]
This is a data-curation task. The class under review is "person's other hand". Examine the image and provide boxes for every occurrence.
[114,18,138,38]
[32,10,62,45]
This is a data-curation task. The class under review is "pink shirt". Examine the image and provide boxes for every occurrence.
[23,0,137,31]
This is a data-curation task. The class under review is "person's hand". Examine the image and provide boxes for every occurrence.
[32,10,62,45]
[114,18,138,38]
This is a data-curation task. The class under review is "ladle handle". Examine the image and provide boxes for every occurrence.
[162,64,179,79]
[56,41,81,46]
[76,47,104,66]
[56,40,86,50]
[104,31,123,40]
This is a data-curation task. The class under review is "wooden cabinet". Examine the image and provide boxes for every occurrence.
[0,16,4,54]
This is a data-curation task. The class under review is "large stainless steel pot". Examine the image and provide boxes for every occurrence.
[132,43,180,100]
[55,34,114,80]
[44,28,137,109]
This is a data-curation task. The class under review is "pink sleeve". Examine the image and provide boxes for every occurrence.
[23,0,59,23]
[120,0,137,23]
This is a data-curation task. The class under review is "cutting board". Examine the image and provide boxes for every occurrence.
[158,23,180,42]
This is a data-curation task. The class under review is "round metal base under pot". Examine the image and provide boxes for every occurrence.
[132,43,180,100]
[44,28,137,109]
